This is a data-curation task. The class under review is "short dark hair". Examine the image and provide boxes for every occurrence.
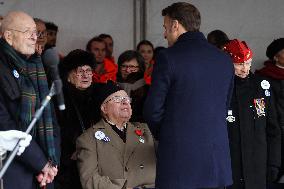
[86,36,105,52]
[162,2,201,32]
[34,18,45,25]
[207,30,229,49]
[136,40,154,51]
[45,22,58,32]
[117,50,145,80]
[98,33,113,40]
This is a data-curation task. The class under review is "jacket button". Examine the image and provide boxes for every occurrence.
[139,164,144,169]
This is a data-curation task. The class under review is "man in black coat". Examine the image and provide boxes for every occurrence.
[256,39,284,185]
[0,11,59,189]
[223,39,281,189]
[143,2,234,189]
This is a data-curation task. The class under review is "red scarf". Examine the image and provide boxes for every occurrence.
[256,60,284,80]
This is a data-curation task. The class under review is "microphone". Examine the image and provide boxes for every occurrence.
[42,48,66,110]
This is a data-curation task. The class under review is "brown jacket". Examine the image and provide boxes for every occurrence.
[76,119,156,189]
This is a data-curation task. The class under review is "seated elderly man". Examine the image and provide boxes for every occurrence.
[76,81,156,189]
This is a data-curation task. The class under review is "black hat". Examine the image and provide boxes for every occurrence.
[96,81,122,107]
[59,49,96,79]
[266,38,284,60]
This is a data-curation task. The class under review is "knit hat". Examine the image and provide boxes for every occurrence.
[59,49,96,79]
[223,39,253,63]
[266,38,284,60]
[96,81,122,107]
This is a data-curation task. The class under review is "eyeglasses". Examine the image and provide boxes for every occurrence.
[234,62,251,66]
[8,28,37,38]
[75,68,93,77]
[105,96,132,104]
[120,64,139,71]
[37,31,47,38]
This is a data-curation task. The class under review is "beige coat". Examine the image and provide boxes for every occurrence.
[76,119,156,189]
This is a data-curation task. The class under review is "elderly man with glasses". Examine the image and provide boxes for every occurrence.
[76,81,156,189]
[0,11,59,189]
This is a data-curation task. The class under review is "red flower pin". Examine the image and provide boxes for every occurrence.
[135,129,142,136]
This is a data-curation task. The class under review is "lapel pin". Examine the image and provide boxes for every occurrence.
[265,90,270,97]
[95,131,106,140]
[135,129,144,143]
[226,110,236,123]
[261,80,270,90]
[12,70,19,78]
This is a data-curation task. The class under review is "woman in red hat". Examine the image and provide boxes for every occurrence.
[223,39,281,189]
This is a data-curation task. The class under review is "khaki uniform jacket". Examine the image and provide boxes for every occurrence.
[76,119,156,189]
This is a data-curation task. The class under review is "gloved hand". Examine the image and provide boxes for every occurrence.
[267,166,279,182]
[0,130,32,156]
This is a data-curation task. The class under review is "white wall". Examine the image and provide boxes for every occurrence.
[0,0,134,60]
[1,0,284,71]
[147,0,284,71]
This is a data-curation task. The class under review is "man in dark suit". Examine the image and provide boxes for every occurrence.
[143,2,234,189]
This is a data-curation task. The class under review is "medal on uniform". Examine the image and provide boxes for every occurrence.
[226,110,235,123]
[94,131,110,142]
[12,70,19,78]
[253,98,266,117]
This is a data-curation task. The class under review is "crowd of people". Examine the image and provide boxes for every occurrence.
[0,2,283,189]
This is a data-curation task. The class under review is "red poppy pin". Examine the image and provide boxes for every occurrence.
[135,129,144,143]
[135,129,142,136]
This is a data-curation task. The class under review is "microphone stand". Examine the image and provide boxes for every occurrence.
[0,80,61,180]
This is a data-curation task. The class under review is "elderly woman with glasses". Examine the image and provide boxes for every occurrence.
[76,81,156,189]
[56,49,102,189]
[117,50,149,122]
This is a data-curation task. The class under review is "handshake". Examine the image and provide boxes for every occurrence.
[37,161,58,187]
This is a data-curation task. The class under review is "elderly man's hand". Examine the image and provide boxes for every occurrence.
[37,162,58,187]
[0,130,32,155]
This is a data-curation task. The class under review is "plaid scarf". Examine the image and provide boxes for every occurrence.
[0,39,57,164]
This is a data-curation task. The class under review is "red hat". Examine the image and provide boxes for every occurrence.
[223,39,253,63]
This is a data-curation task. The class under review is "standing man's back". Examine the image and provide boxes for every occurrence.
[143,2,234,189]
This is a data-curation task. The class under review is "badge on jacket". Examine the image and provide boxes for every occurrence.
[261,80,271,97]
[94,131,110,142]
[13,70,19,78]
[253,98,266,117]
[226,110,235,123]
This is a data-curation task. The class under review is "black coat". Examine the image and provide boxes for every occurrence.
[56,82,101,189]
[0,48,60,189]
[226,74,281,189]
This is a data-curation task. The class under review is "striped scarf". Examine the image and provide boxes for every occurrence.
[0,39,57,164]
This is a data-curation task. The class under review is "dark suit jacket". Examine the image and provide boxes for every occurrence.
[143,31,234,189]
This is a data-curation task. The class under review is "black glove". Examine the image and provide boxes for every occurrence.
[267,166,279,182]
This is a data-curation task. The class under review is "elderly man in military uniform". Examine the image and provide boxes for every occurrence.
[223,39,281,189]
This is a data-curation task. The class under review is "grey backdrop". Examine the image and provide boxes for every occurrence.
[0,0,283,71]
